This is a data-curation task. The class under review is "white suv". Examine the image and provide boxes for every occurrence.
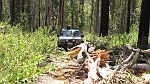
[57,28,84,50]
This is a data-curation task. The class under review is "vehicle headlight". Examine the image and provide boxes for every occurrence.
[59,39,65,42]
[66,39,68,42]
[72,39,76,42]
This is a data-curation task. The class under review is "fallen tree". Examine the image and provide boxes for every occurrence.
[66,44,150,84]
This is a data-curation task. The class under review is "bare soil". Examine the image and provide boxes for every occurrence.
[34,58,87,84]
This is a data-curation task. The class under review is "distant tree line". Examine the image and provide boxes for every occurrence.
[0,0,149,49]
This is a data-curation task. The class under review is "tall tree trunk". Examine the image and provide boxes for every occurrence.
[80,0,84,34]
[25,0,32,31]
[94,0,99,34]
[38,0,41,27]
[100,0,109,37]
[61,0,64,29]
[58,0,62,29]
[0,0,2,21]
[71,0,74,28]
[15,0,21,23]
[109,0,116,34]
[45,0,52,27]
[89,0,94,33]
[120,0,127,34]
[131,0,137,25]
[110,0,115,23]
[126,0,131,33]
[58,0,64,30]
[51,0,57,29]
[75,1,78,28]
[32,0,38,31]
[21,0,25,13]
[137,0,150,49]
[21,0,25,28]
[10,0,15,26]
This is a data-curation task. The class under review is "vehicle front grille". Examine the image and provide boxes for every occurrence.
[66,39,73,42]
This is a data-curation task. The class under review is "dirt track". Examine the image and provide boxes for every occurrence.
[35,59,87,84]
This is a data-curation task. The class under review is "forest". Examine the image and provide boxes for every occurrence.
[0,0,150,84]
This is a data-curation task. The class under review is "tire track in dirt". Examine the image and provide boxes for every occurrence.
[34,59,87,84]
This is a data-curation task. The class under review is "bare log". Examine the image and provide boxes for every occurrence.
[125,44,150,54]
[141,49,150,54]
[127,63,150,71]
[111,44,149,79]
[110,48,141,80]
[113,49,139,71]
[123,51,135,64]
[130,49,140,66]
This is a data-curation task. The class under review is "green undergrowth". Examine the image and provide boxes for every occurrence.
[0,22,149,83]
[84,26,139,50]
[0,23,64,83]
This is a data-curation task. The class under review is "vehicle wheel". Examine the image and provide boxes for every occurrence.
[64,47,68,51]
[58,44,61,47]
[82,40,84,43]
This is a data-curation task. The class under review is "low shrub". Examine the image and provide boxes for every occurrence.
[0,23,60,83]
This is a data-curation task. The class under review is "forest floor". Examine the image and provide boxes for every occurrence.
[34,55,87,84]
[34,51,150,84]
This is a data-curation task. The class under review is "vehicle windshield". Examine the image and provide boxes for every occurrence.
[61,30,72,36]
[60,29,81,37]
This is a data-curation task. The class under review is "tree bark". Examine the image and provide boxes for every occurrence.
[32,0,38,31]
[26,0,32,31]
[128,64,150,71]
[61,0,64,29]
[21,0,25,13]
[15,0,21,23]
[126,0,131,33]
[10,0,15,26]
[131,0,137,25]
[58,0,62,29]
[120,0,127,34]
[71,0,74,28]
[89,0,94,33]
[45,0,52,27]
[137,0,150,49]
[100,0,109,37]
[94,0,99,34]
[110,0,115,23]
[0,0,2,21]
[51,0,58,29]
[109,0,116,34]
[38,0,40,27]
[80,0,84,34]
[20,0,25,27]
[58,0,64,30]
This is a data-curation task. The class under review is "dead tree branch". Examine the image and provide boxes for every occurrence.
[125,44,150,54]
